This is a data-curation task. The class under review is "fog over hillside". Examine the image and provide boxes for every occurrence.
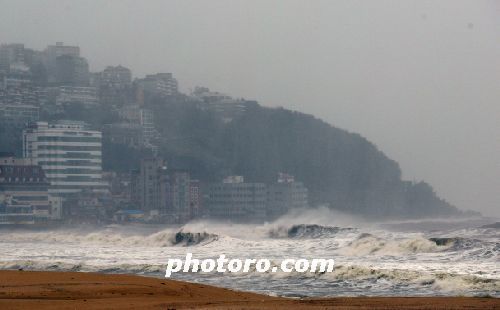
[0,0,498,216]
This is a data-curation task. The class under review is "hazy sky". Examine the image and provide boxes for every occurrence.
[1,0,499,216]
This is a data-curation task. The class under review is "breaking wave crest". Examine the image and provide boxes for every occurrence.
[428,237,483,250]
[337,233,498,259]
[340,233,452,255]
[269,224,357,239]
[321,265,499,296]
[0,228,218,247]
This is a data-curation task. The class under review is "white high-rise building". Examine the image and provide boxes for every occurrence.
[22,121,108,197]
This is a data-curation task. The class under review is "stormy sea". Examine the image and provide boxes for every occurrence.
[1,208,498,298]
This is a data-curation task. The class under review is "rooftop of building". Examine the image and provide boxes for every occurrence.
[26,120,95,131]
[0,158,48,183]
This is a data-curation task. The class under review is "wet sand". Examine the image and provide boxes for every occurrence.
[0,270,498,309]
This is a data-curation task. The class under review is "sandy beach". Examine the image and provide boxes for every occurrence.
[0,270,497,309]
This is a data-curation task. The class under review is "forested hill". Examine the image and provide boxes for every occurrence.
[139,96,463,219]
[1,94,465,218]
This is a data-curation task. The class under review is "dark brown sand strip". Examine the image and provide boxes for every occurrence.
[0,270,497,309]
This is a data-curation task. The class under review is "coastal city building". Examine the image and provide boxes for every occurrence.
[103,171,131,207]
[102,123,143,149]
[208,100,253,123]
[22,121,108,197]
[0,43,27,73]
[93,65,133,106]
[0,86,47,106]
[2,62,32,88]
[0,155,61,225]
[100,65,132,89]
[129,159,200,223]
[189,179,202,218]
[0,104,39,129]
[191,86,232,103]
[55,86,98,106]
[0,59,48,107]
[43,42,80,84]
[165,170,191,222]
[130,157,168,215]
[62,188,110,221]
[267,173,309,219]
[44,42,80,63]
[207,176,267,222]
[118,104,142,123]
[55,54,90,86]
[116,104,157,149]
[136,73,178,97]
[140,108,156,144]
[192,86,254,123]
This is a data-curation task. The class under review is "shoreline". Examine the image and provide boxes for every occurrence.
[0,270,498,309]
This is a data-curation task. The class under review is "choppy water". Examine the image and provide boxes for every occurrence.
[0,208,498,297]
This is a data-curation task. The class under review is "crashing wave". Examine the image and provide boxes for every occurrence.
[429,237,462,246]
[172,231,218,246]
[323,265,499,296]
[269,224,356,239]
[0,229,218,247]
[481,222,500,229]
[340,233,450,255]
[428,237,478,248]
[428,237,477,249]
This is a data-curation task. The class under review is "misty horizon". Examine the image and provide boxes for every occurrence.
[1,0,499,217]
[1,1,500,305]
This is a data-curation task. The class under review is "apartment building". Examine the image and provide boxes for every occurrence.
[22,121,107,197]
[207,176,267,222]
[0,155,59,225]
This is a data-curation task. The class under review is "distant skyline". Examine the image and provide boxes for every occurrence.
[0,0,499,216]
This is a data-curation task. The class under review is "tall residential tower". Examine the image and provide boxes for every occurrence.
[22,121,107,197]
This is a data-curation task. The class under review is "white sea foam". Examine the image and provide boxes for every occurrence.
[0,213,498,297]
[339,233,449,256]
[0,228,218,247]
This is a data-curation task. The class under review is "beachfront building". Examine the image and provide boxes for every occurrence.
[207,176,267,222]
[267,173,309,219]
[130,157,168,215]
[189,179,202,219]
[165,170,192,222]
[0,155,61,225]
[22,121,108,197]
